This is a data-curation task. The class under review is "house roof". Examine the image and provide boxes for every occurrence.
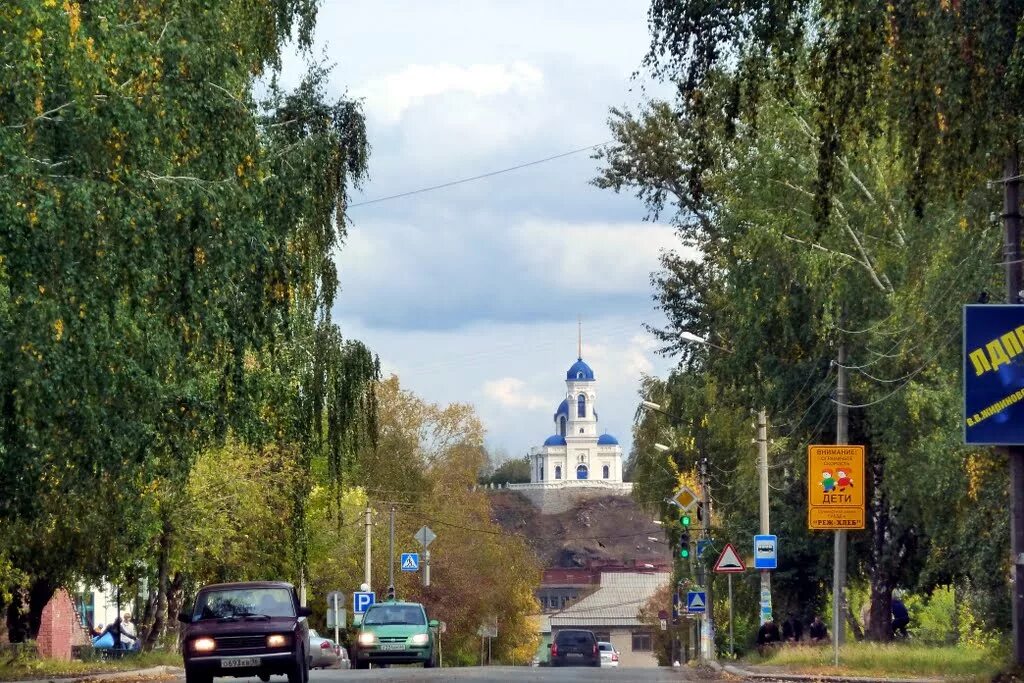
[548,571,669,628]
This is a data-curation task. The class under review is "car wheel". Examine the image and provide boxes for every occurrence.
[258,675,270,682]
[354,658,369,670]
[185,668,212,683]
[423,648,435,668]
[286,650,307,683]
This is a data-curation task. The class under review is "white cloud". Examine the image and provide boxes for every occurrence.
[483,377,547,410]
[355,62,544,125]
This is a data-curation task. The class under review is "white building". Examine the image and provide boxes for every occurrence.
[530,355,624,484]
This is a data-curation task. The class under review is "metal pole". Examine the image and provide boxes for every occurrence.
[388,506,395,596]
[1004,149,1024,666]
[332,594,340,650]
[728,574,734,657]
[700,454,715,660]
[364,506,372,587]
[758,408,772,628]
[833,338,848,666]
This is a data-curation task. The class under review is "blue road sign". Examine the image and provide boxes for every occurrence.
[964,305,1024,444]
[401,553,420,571]
[696,539,712,559]
[353,591,375,614]
[754,534,778,570]
[686,591,707,614]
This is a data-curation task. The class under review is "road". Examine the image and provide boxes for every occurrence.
[168,666,721,682]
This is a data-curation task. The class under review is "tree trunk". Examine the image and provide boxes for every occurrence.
[166,572,185,652]
[143,521,172,650]
[846,601,864,641]
[867,454,893,642]
[6,578,57,642]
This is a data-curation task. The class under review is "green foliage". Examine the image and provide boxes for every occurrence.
[907,586,955,646]
[482,455,531,485]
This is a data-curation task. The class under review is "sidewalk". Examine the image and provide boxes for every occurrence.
[4,665,182,683]
[708,661,944,683]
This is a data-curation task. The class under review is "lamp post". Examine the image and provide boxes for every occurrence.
[642,329,774,648]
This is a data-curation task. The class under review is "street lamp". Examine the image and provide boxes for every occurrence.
[654,442,670,452]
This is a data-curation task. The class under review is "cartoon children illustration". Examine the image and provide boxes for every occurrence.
[837,470,854,491]
[822,471,837,493]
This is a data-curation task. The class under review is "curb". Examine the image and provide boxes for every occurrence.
[722,663,944,683]
[7,665,183,683]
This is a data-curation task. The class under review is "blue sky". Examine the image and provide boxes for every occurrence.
[281,1,691,460]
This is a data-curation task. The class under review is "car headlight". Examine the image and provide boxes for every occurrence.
[409,633,429,646]
[191,637,216,653]
[267,634,289,648]
[357,632,377,647]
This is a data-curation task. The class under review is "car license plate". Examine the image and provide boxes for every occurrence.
[567,652,582,657]
[221,656,260,668]
[379,643,404,651]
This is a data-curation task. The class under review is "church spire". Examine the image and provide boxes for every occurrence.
[577,315,582,359]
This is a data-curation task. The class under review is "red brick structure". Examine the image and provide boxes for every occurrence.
[36,589,86,660]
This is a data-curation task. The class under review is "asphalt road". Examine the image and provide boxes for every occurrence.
[169,666,720,683]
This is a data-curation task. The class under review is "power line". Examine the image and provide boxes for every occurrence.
[347,142,611,208]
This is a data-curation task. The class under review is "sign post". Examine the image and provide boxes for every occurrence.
[713,543,745,657]
[326,591,344,647]
[415,526,436,587]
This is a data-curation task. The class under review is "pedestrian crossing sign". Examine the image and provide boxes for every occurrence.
[400,552,420,571]
[686,591,707,614]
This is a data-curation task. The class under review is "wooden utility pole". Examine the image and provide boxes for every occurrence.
[832,334,848,666]
[1002,149,1024,666]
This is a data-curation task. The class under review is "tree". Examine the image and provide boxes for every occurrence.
[484,455,532,485]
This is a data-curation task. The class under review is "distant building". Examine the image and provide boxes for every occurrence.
[546,570,668,668]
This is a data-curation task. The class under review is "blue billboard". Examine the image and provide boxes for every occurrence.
[964,305,1024,445]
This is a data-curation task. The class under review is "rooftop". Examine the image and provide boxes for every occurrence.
[548,571,669,628]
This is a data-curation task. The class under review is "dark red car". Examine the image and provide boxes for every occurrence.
[178,581,312,683]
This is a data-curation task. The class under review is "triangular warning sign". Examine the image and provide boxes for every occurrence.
[402,555,418,570]
[713,543,746,573]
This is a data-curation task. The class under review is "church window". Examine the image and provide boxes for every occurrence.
[555,466,562,480]
[603,465,609,479]
[576,464,588,480]
[579,428,584,434]
[538,465,543,481]
[559,416,566,436]
[577,371,584,379]
[577,394,586,417]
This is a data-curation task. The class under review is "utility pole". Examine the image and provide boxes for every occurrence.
[1003,149,1024,666]
[757,408,771,625]
[388,506,395,599]
[699,453,715,661]
[364,506,372,587]
[832,336,848,665]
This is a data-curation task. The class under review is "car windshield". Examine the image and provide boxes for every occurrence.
[192,587,295,620]
[599,642,613,651]
[362,605,426,626]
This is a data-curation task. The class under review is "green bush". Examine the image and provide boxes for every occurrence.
[908,585,955,645]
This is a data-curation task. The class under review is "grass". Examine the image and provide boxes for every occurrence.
[0,651,182,681]
[743,642,1006,680]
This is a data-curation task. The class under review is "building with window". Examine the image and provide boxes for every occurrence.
[524,355,624,484]
[547,570,668,668]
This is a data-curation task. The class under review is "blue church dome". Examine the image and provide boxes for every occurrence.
[544,434,567,447]
[555,399,569,417]
[598,433,619,446]
[566,358,595,381]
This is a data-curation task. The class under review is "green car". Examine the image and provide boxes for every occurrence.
[353,601,438,669]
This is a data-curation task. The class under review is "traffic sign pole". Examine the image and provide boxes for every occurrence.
[728,574,734,656]
[332,593,340,651]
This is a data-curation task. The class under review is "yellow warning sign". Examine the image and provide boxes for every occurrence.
[807,445,865,530]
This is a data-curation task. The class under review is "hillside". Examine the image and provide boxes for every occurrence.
[488,491,669,568]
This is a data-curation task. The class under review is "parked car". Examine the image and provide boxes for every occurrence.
[352,600,438,669]
[598,641,619,667]
[178,581,312,683]
[549,629,600,668]
[308,630,343,669]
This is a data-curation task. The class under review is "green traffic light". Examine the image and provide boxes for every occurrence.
[680,546,690,559]
[680,514,692,527]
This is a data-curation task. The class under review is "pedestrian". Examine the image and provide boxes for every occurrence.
[891,596,910,639]
[782,614,802,643]
[792,615,804,643]
[808,615,828,643]
[782,617,793,642]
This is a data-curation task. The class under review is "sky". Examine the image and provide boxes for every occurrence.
[280,1,690,461]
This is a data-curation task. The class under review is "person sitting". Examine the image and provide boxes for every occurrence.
[808,615,829,643]
[891,597,910,639]
[120,612,139,650]
[756,619,782,655]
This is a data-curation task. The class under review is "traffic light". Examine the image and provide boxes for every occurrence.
[680,512,692,528]
[679,530,691,559]
[386,585,396,601]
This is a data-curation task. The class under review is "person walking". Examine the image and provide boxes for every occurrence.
[891,597,910,639]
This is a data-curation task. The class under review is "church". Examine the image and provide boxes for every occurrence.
[530,355,625,484]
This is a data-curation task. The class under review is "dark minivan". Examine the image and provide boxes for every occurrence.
[549,629,600,667]
[179,581,312,683]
